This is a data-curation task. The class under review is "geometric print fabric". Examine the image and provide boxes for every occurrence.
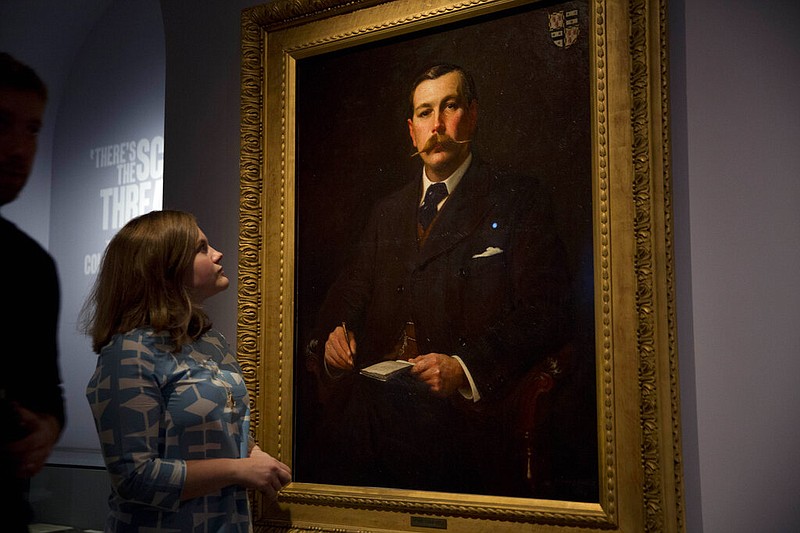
[86,328,252,531]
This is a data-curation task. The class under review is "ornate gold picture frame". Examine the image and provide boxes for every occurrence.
[238,0,683,531]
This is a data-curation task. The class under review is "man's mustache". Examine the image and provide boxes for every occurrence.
[410,133,471,158]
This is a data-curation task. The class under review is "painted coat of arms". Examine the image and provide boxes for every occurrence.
[548,9,580,48]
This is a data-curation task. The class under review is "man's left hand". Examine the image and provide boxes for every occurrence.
[409,353,466,397]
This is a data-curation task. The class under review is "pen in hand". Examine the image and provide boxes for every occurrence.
[341,322,354,366]
[341,322,351,352]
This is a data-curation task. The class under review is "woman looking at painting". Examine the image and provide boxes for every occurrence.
[83,209,291,531]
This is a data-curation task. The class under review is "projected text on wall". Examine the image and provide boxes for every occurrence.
[91,136,164,231]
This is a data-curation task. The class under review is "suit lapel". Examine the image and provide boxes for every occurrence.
[417,160,493,265]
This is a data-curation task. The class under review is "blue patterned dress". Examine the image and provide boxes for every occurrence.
[86,327,252,532]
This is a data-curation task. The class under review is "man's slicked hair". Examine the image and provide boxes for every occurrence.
[408,63,476,117]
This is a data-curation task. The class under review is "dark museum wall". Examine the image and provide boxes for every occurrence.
[1,0,798,531]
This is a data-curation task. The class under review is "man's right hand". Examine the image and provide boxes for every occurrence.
[324,325,356,370]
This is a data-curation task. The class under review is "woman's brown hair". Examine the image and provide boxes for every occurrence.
[81,210,211,353]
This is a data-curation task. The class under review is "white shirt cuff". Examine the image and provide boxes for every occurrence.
[452,355,481,402]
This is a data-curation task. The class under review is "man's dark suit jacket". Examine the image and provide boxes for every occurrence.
[315,156,571,402]
[308,157,573,492]
[1,216,65,529]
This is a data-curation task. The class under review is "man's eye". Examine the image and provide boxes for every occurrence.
[417,109,432,118]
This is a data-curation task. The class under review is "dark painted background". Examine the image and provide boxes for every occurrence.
[294,0,597,501]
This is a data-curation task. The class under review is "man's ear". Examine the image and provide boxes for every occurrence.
[468,100,479,131]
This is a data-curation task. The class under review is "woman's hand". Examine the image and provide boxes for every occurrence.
[182,446,291,501]
[240,445,292,500]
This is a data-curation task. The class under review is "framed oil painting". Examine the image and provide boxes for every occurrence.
[238,0,684,531]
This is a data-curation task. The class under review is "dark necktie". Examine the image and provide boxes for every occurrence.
[418,182,448,230]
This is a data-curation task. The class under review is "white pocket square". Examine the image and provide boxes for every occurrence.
[472,246,503,258]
